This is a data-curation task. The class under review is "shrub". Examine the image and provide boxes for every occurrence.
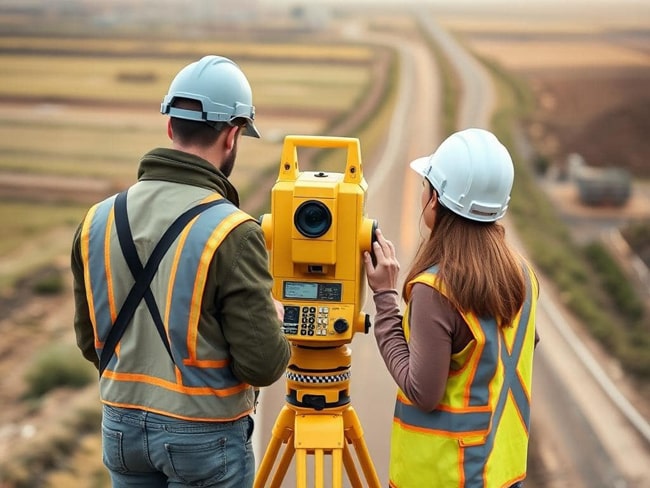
[24,344,95,399]
[621,220,650,267]
[533,154,550,176]
[583,242,644,323]
[620,343,650,379]
[32,269,66,295]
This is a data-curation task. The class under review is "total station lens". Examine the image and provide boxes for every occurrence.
[294,200,332,238]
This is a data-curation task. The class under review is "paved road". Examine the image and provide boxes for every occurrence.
[252,13,650,488]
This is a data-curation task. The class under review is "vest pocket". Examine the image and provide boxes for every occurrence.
[458,434,487,447]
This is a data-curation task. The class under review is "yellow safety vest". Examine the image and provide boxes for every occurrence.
[81,192,254,421]
[390,263,538,488]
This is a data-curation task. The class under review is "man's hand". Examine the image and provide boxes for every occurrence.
[272,296,285,322]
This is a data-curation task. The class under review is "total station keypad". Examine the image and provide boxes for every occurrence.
[299,306,329,336]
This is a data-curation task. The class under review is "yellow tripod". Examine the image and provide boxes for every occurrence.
[254,344,382,488]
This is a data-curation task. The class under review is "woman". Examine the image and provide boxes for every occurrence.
[364,128,539,488]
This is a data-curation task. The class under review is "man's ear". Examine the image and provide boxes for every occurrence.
[224,125,240,150]
[167,119,173,140]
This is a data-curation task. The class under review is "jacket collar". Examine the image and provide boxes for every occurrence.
[137,148,240,207]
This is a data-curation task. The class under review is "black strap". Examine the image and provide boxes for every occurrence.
[98,190,227,377]
[113,191,174,368]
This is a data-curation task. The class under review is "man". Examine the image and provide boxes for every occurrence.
[71,55,291,487]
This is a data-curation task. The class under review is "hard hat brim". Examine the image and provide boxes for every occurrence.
[409,156,431,177]
[243,119,261,138]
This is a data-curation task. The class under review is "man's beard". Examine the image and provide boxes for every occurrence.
[220,138,238,178]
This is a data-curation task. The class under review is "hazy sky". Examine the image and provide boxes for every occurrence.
[262,0,647,4]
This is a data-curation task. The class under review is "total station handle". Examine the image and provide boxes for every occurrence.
[278,135,363,185]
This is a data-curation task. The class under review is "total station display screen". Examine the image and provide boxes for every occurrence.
[283,281,342,302]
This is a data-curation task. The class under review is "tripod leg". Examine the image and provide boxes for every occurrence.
[294,413,345,488]
[343,407,382,488]
[296,447,308,488]
[254,406,296,488]
[314,449,324,488]
[269,436,295,488]
[342,443,363,487]
[331,446,343,488]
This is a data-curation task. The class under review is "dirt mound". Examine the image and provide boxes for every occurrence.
[528,68,650,178]
[569,98,650,178]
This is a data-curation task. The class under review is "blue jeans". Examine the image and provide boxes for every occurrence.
[102,405,254,488]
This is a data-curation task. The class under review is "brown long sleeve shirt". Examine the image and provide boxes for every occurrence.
[372,284,472,412]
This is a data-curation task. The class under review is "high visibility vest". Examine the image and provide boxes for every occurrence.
[390,263,538,488]
[80,192,255,421]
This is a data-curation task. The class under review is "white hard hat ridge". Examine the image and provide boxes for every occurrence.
[160,55,260,138]
[409,128,514,222]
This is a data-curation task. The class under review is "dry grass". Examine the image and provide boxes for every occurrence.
[460,40,649,70]
[439,2,650,33]
[0,46,373,259]
[0,52,370,191]
[0,36,374,63]
[0,54,370,108]
[440,4,650,71]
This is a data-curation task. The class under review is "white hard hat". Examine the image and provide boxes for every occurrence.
[410,128,514,222]
[161,55,260,138]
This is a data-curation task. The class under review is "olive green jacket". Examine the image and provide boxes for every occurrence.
[71,148,291,392]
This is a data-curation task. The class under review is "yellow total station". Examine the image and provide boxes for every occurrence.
[260,135,377,347]
[256,136,381,488]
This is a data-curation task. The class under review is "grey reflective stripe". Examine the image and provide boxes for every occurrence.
[166,201,242,389]
[87,197,117,352]
[468,316,498,407]
[395,400,491,433]
[462,265,534,487]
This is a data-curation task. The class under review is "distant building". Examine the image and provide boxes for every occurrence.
[568,153,632,206]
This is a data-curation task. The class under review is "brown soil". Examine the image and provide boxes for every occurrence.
[524,67,650,179]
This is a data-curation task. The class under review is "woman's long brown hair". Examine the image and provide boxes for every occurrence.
[402,183,525,327]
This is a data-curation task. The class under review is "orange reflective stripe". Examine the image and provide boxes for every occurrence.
[393,416,487,440]
[200,193,224,204]
[101,400,252,423]
[102,370,249,397]
[435,404,492,414]
[183,358,230,368]
[175,365,182,384]
[81,204,102,348]
[104,209,118,324]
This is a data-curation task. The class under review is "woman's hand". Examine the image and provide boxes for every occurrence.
[363,228,400,292]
